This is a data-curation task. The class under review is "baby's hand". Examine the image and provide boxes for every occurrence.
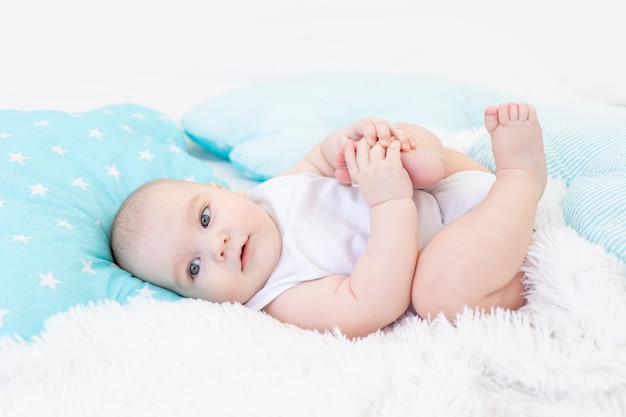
[344,138,413,207]
[335,118,415,184]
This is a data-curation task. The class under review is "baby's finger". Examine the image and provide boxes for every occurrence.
[383,139,403,163]
[335,143,350,183]
[375,123,392,147]
[335,142,347,168]
[368,141,386,162]
[343,141,359,182]
[349,119,378,147]
[391,127,416,151]
[356,136,371,168]
[361,120,379,147]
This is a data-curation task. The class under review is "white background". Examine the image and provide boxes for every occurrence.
[1,0,625,116]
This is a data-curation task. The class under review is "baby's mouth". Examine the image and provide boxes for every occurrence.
[240,240,248,270]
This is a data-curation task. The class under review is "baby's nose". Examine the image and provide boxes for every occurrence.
[213,232,230,261]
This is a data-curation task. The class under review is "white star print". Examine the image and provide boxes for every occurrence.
[121,124,133,133]
[88,128,105,139]
[184,175,197,182]
[0,308,9,327]
[57,219,74,230]
[11,234,32,244]
[35,120,49,126]
[81,259,96,275]
[37,271,61,291]
[9,152,30,164]
[29,183,49,197]
[169,144,181,153]
[70,177,89,190]
[134,284,156,298]
[105,165,121,179]
[132,113,145,119]
[144,134,154,142]
[0,132,10,139]
[0,200,6,208]
[50,145,68,156]
[139,150,155,161]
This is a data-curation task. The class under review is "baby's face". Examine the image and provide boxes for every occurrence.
[128,180,281,304]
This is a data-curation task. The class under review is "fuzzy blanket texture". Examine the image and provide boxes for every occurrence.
[1,133,626,417]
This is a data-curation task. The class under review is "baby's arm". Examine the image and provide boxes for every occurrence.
[264,140,419,337]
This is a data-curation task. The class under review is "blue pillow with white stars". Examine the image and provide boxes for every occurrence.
[0,104,226,339]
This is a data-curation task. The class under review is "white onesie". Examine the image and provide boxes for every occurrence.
[245,171,495,310]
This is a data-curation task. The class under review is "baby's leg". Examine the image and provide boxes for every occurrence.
[399,148,490,188]
[411,103,547,320]
[400,148,445,189]
[398,128,489,188]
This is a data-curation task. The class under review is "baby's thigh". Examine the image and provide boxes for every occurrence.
[410,264,526,320]
[410,258,450,319]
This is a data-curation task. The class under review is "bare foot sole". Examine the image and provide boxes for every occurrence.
[484,103,547,194]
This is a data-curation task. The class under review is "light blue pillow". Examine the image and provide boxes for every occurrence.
[182,72,518,180]
[182,72,626,262]
[470,103,626,262]
[0,104,227,339]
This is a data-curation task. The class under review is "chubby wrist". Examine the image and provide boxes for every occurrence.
[368,198,418,248]
[369,195,414,210]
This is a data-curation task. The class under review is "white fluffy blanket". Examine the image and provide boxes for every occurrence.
[1,176,626,416]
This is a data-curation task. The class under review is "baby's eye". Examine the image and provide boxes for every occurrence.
[200,207,211,228]
[189,258,201,277]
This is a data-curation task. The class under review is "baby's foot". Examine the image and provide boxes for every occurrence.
[484,103,547,196]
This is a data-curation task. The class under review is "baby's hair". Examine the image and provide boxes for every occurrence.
[110,178,176,272]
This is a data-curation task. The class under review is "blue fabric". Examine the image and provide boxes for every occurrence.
[0,104,226,339]
[470,103,626,262]
[182,72,518,181]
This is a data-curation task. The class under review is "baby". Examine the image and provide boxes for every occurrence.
[111,103,547,338]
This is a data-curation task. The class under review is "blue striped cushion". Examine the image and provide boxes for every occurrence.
[563,176,626,259]
[470,103,626,262]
